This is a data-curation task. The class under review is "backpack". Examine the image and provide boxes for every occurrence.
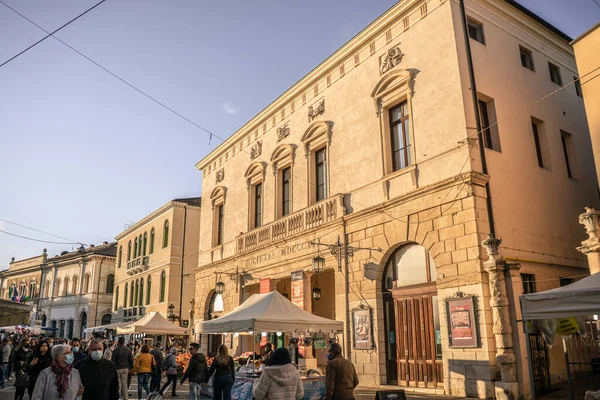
[161,355,171,371]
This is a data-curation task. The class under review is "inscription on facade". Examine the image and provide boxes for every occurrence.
[245,241,315,267]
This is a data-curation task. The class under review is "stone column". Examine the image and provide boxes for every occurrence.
[577,207,600,275]
[481,234,519,400]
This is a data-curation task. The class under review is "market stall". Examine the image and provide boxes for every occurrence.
[84,321,130,338]
[196,291,343,400]
[117,312,189,335]
[520,273,600,400]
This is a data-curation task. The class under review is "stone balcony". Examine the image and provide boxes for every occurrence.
[236,193,345,255]
[126,256,149,276]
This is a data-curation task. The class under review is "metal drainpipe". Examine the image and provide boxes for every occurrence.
[178,205,188,325]
[342,216,351,359]
[459,0,496,236]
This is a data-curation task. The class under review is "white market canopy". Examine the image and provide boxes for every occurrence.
[196,291,344,334]
[117,312,188,335]
[520,273,600,320]
[84,321,130,333]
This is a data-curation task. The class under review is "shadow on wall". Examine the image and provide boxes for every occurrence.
[447,359,496,399]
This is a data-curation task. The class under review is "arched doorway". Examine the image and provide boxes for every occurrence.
[79,311,87,338]
[382,243,442,388]
[205,291,223,357]
[41,314,47,327]
[101,314,112,325]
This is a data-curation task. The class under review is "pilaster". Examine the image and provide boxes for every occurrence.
[577,207,600,275]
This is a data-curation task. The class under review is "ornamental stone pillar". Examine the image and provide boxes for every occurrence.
[577,207,600,275]
[481,234,519,400]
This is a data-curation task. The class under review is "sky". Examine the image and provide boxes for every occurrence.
[1,0,599,267]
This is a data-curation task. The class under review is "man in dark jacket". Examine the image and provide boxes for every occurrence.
[149,342,164,392]
[324,343,359,400]
[181,343,208,400]
[75,339,119,400]
[71,338,87,365]
[111,336,134,400]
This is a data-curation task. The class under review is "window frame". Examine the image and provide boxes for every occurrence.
[118,246,122,268]
[477,95,501,152]
[253,182,263,228]
[143,232,147,256]
[521,273,537,294]
[160,271,166,303]
[114,286,119,311]
[146,276,151,305]
[531,121,544,168]
[301,121,332,205]
[389,101,412,172]
[560,130,576,179]
[106,274,115,294]
[150,228,155,254]
[270,144,296,218]
[467,18,485,45]
[163,220,169,249]
[281,167,292,217]
[548,62,562,86]
[210,186,227,248]
[519,46,534,71]
[124,283,128,308]
[315,147,328,202]
[574,76,583,97]
[127,241,132,261]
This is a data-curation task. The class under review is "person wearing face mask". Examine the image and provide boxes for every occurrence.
[70,338,87,365]
[75,339,119,400]
[31,344,83,400]
[13,339,32,400]
[323,343,359,400]
[26,340,53,400]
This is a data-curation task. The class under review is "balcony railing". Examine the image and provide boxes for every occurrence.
[123,306,145,319]
[236,194,345,255]
[126,256,149,276]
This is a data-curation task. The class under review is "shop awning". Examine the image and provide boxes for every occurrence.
[520,273,600,320]
[117,312,188,335]
[84,321,130,333]
[196,291,344,334]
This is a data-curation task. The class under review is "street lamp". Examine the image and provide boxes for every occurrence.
[312,287,322,301]
[312,255,325,274]
[167,303,175,322]
[215,280,226,295]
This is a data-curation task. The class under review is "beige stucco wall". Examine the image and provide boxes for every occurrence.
[573,23,600,188]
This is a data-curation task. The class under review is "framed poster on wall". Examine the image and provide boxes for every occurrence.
[352,305,375,350]
[446,296,478,348]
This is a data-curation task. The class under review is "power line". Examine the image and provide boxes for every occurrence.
[592,0,600,9]
[0,0,106,68]
[0,229,80,245]
[0,218,83,245]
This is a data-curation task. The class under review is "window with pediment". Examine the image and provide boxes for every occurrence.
[371,69,416,175]
[244,161,267,230]
[210,186,227,246]
[271,143,296,217]
[301,121,332,204]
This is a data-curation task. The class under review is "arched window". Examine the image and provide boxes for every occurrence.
[150,229,155,254]
[106,274,115,293]
[124,283,128,308]
[72,275,78,294]
[118,246,122,268]
[138,235,143,257]
[146,276,152,305]
[67,319,74,339]
[114,286,119,311]
[20,281,26,297]
[134,238,138,259]
[101,314,112,325]
[54,279,61,297]
[139,278,144,306]
[51,320,57,330]
[143,232,148,256]
[84,274,90,293]
[79,312,87,338]
[63,277,70,296]
[29,281,36,298]
[41,314,47,327]
[59,320,65,338]
[134,280,139,306]
[163,220,169,248]
[160,271,166,302]
[130,281,134,307]
[383,244,437,289]
[45,280,51,298]
[127,241,132,261]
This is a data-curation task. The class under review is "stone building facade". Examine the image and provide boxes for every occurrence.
[112,198,201,330]
[0,243,117,339]
[193,0,596,398]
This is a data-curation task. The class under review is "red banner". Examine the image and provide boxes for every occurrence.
[291,270,304,310]
[260,278,272,294]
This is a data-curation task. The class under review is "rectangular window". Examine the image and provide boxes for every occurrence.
[467,19,485,45]
[561,130,574,179]
[478,98,501,151]
[531,121,544,168]
[254,182,263,228]
[216,204,224,245]
[574,76,583,97]
[315,148,327,202]
[521,273,537,294]
[281,167,291,216]
[389,101,412,171]
[559,277,574,287]
[548,62,562,85]
[519,46,534,71]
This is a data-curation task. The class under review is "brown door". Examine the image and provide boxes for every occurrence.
[394,285,443,388]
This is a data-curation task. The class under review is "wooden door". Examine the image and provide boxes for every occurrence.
[394,287,443,388]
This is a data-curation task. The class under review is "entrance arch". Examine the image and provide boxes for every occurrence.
[381,243,443,388]
[79,311,87,338]
[205,291,223,357]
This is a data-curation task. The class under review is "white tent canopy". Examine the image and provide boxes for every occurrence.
[117,312,188,335]
[84,321,130,333]
[196,291,344,334]
[520,273,600,320]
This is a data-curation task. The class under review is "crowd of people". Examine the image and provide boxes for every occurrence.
[0,334,360,400]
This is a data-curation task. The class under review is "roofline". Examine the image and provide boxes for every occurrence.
[9,254,46,265]
[115,199,201,241]
[502,0,571,42]
[570,21,600,46]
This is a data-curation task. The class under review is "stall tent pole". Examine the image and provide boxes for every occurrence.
[562,337,575,400]
[521,296,537,400]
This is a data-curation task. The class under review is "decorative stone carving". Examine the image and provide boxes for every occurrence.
[215,168,225,183]
[250,141,262,160]
[380,46,404,74]
[577,207,600,274]
[482,233,502,261]
[308,99,325,121]
[277,124,290,142]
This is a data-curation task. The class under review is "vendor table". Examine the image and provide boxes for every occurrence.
[201,375,326,400]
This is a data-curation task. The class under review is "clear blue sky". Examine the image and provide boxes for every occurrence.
[1,0,599,267]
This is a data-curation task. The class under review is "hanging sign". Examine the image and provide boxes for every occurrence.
[556,317,580,336]
[291,270,304,310]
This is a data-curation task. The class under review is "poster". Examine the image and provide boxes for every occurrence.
[352,307,374,349]
[447,297,478,348]
[260,278,272,293]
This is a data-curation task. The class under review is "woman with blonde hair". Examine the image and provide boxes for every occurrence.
[206,345,235,400]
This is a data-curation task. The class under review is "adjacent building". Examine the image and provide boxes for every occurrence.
[193,0,597,398]
[111,198,201,334]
